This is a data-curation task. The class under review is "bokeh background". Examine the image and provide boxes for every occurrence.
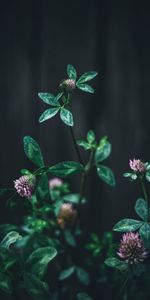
[0,0,150,275]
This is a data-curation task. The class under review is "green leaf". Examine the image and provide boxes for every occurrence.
[20,169,32,175]
[123,173,133,178]
[104,257,128,271]
[139,223,150,247]
[24,136,44,167]
[76,83,94,94]
[87,130,95,143]
[0,273,12,294]
[77,293,93,300]
[96,165,115,187]
[39,107,60,123]
[0,248,17,272]
[67,64,77,80]
[24,273,50,300]
[76,267,90,286]
[134,198,148,221]
[146,172,150,182]
[95,142,111,163]
[0,231,22,249]
[59,266,75,280]
[60,108,74,126]
[48,161,84,178]
[38,93,60,106]
[62,193,80,204]
[64,229,76,247]
[77,140,91,150]
[26,247,57,279]
[77,71,98,84]
[113,219,143,232]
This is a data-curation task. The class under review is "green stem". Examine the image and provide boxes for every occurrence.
[70,127,83,165]
[117,277,128,300]
[140,178,150,219]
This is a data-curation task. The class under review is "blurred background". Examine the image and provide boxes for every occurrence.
[0,0,150,261]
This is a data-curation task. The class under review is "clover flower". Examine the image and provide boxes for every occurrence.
[60,79,76,93]
[57,203,77,229]
[129,159,146,173]
[14,174,36,198]
[49,178,63,189]
[117,232,147,264]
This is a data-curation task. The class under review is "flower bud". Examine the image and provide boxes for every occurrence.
[59,79,76,93]
[57,203,77,229]
[49,177,63,189]
[14,174,36,198]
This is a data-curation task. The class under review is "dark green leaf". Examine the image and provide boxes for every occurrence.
[59,266,75,280]
[0,224,18,237]
[0,188,14,197]
[24,136,44,167]
[76,83,94,93]
[48,161,84,178]
[39,107,60,123]
[24,273,50,300]
[0,248,17,272]
[95,143,111,163]
[26,247,57,278]
[77,71,98,84]
[135,198,148,221]
[20,169,32,175]
[77,293,93,300]
[60,108,74,126]
[64,230,76,247]
[0,231,22,249]
[76,267,90,285]
[97,165,115,187]
[62,193,80,204]
[0,273,12,294]
[67,64,77,80]
[36,174,49,202]
[104,257,128,271]
[38,93,60,106]
[146,172,150,182]
[113,219,143,232]
[139,223,150,247]
[87,130,95,143]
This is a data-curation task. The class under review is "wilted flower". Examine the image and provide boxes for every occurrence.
[14,174,36,198]
[49,178,63,189]
[117,232,147,264]
[129,159,146,173]
[59,79,76,93]
[57,203,77,229]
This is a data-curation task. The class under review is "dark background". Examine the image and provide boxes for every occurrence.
[0,0,150,288]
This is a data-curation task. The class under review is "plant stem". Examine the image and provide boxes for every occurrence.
[117,277,128,300]
[69,127,83,165]
[140,178,150,219]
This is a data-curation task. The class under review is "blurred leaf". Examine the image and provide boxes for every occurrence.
[104,257,128,271]
[76,267,90,285]
[77,140,91,150]
[60,108,74,126]
[87,130,95,143]
[24,136,44,167]
[0,224,18,237]
[0,231,22,249]
[146,172,150,182]
[36,174,49,202]
[76,83,94,93]
[26,247,57,279]
[39,107,60,123]
[0,247,17,272]
[77,293,93,300]
[139,223,150,247]
[135,198,148,221]
[67,64,77,80]
[77,71,98,84]
[97,165,115,187]
[24,273,50,300]
[64,230,76,247]
[38,93,60,106]
[59,266,75,280]
[0,273,12,294]
[62,193,80,204]
[113,219,143,232]
[95,142,111,163]
[48,161,84,177]
[0,188,14,197]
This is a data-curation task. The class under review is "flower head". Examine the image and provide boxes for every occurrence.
[14,174,36,198]
[59,79,76,93]
[129,159,146,173]
[57,203,77,229]
[49,178,63,189]
[117,232,147,264]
